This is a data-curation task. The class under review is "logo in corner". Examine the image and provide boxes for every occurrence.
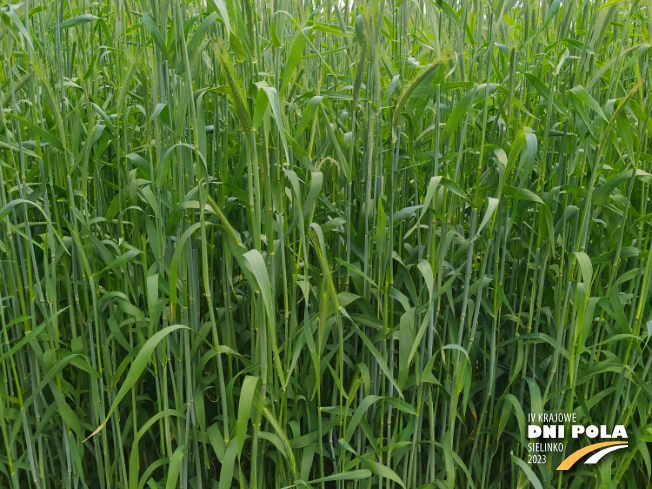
[526,412,628,470]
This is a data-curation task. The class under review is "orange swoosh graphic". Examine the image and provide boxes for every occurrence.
[557,441,628,470]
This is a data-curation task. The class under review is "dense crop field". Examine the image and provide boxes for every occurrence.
[0,0,651,487]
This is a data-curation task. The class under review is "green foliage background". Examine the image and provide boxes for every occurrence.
[0,0,651,488]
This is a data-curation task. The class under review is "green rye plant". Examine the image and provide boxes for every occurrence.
[0,0,651,488]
